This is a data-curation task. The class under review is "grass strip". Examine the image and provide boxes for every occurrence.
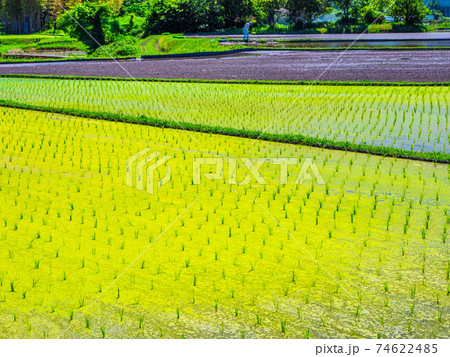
[0,99,448,163]
[0,73,448,87]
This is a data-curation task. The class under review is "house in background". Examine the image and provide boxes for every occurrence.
[274,8,290,26]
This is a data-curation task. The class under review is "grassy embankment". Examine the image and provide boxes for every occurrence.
[0,34,87,60]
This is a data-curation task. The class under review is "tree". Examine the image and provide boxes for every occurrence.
[426,0,443,19]
[122,0,154,16]
[255,0,287,28]
[40,1,82,18]
[371,0,390,12]
[0,0,43,33]
[287,0,330,26]
[390,0,427,26]
[218,0,253,28]
[334,0,360,23]
[100,0,124,13]
[143,0,223,35]
[356,0,384,24]
[358,4,383,24]
[40,0,82,31]
[57,1,113,48]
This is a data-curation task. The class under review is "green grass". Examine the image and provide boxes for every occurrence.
[0,34,87,60]
[0,34,59,42]
[0,106,448,338]
[136,35,242,56]
[0,77,448,160]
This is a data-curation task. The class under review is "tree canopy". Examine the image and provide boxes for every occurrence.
[0,0,435,36]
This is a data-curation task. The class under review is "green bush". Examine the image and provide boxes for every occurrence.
[143,0,224,35]
[435,21,450,28]
[57,2,113,49]
[360,5,383,25]
[92,37,137,57]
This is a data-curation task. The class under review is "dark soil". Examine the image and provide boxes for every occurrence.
[1,50,449,82]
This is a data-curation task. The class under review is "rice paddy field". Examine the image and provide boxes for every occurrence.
[0,77,448,159]
[0,104,449,339]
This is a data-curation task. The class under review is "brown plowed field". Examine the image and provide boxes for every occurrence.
[1,50,449,82]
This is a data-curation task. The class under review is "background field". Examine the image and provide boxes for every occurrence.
[0,77,448,159]
[0,106,448,338]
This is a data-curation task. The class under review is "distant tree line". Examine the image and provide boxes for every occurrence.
[0,0,434,42]
[138,0,430,34]
[0,0,43,33]
[0,1,121,34]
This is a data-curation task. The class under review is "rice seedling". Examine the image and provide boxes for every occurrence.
[0,78,447,159]
[0,105,448,338]
[255,313,262,325]
[78,296,85,308]
[437,308,443,323]
[85,315,90,329]
[280,320,287,333]
[138,315,145,329]
[304,328,310,339]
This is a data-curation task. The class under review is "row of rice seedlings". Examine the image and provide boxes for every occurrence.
[0,78,448,154]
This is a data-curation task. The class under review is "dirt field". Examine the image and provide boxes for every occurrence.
[1,50,449,82]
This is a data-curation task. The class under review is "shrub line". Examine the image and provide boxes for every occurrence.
[0,100,448,164]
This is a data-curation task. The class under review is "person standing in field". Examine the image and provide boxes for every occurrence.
[243,22,250,41]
